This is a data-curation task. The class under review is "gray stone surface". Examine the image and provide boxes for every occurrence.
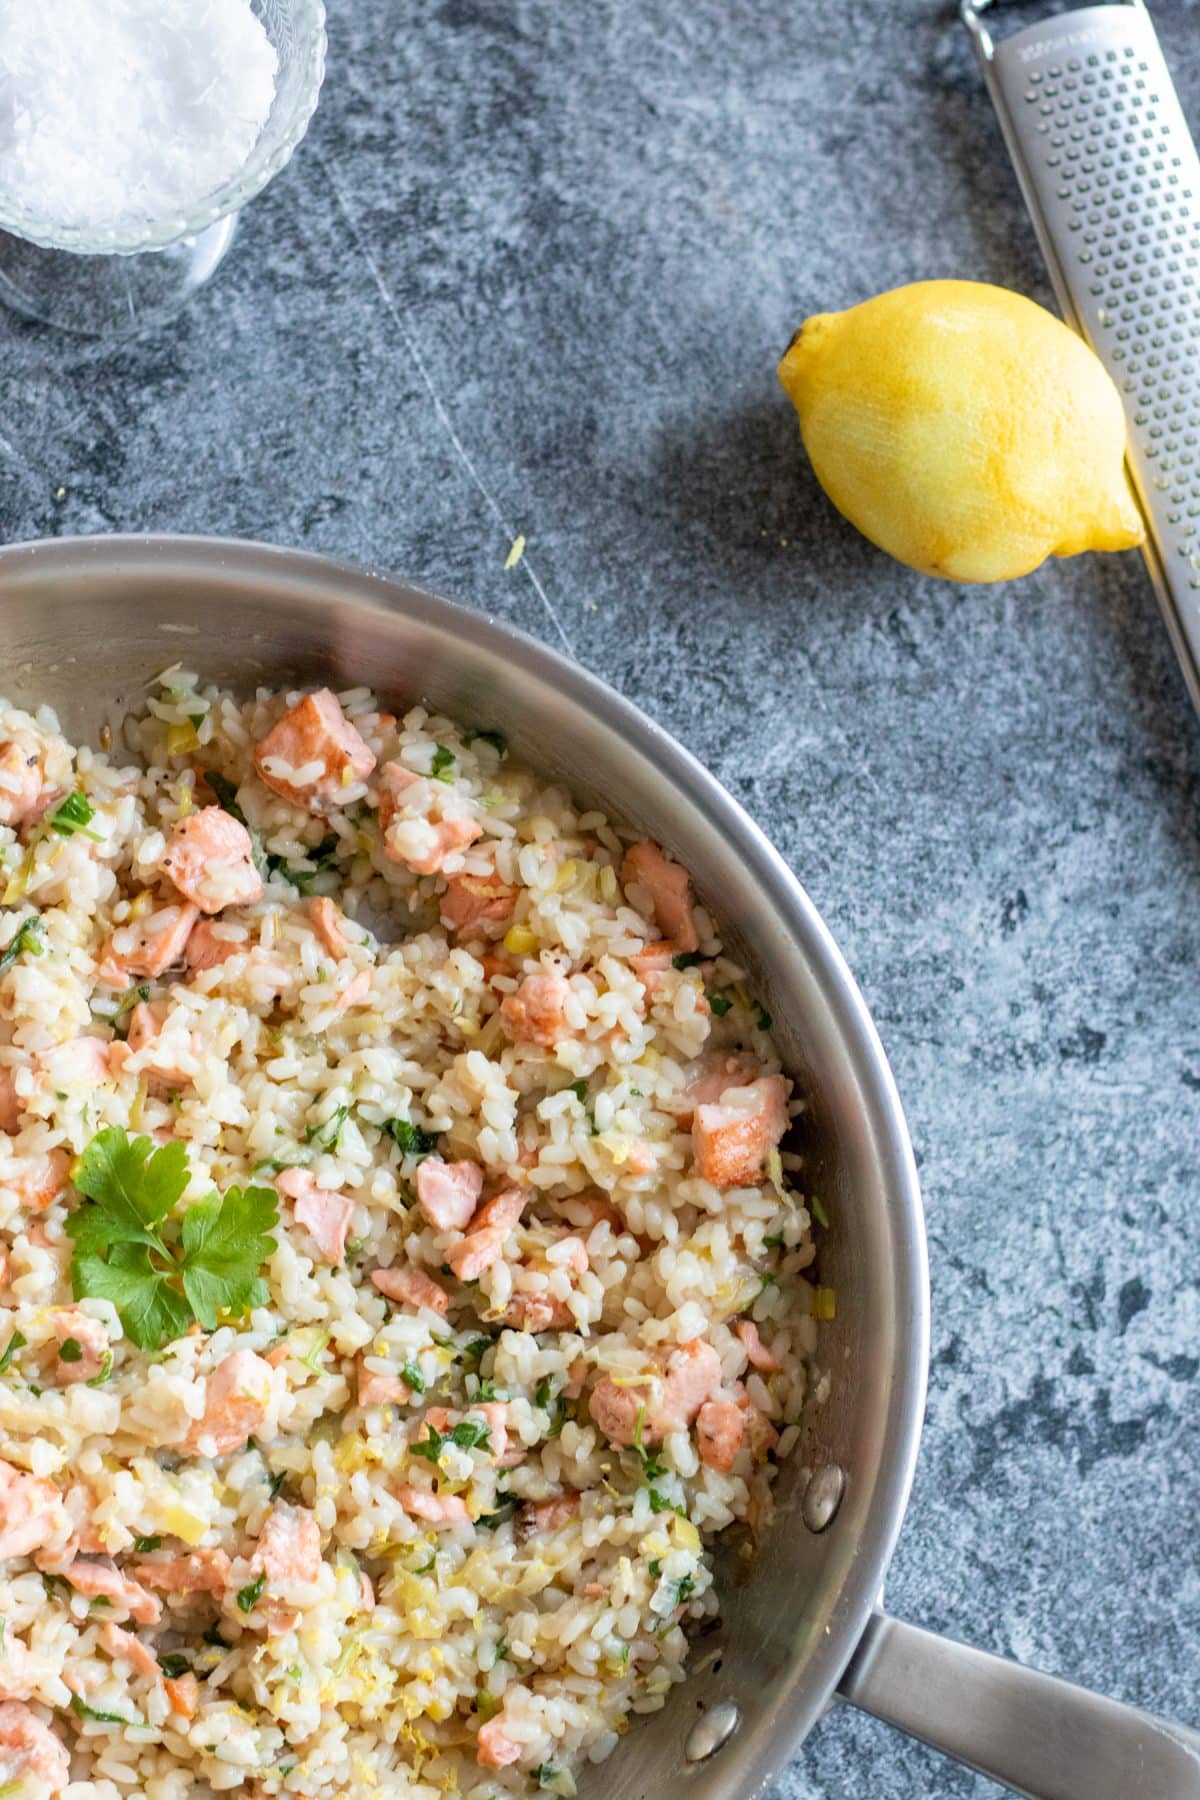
[1,2,1199,1793]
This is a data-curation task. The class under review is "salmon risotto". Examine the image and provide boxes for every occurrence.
[0,672,826,1799]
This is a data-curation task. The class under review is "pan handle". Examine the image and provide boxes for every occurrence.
[836,1610,1200,1800]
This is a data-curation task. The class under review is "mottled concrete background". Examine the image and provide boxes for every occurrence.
[1,2,1198,1793]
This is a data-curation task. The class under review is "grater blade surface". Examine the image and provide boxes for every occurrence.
[966,1,1200,713]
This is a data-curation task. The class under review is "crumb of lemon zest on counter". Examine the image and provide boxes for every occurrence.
[504,534,526,569]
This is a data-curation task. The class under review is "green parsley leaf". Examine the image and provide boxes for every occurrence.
[477,1501,515,1531]
[708,992,733,1017]
[157,1652,190,1678]
[408,1425,443,1463]
[57,1337,83,1363]
[476,1688,501,1721]
[647,1488,686,1517]
[671,950,703,971]
[0,1330,25,1373]
[462,1336,491,1367]
[411,1553,437,1575]
[382,1117,440,1161]
[648,1558,662,1578]
[567,1079,589,1103]
[451,1419,492,1451]
[674,1574,697,1604]
[67,1128,277,1351]
[753,1002,773,1031]
[535,1375,555,1410]
[429,746,455,783]
[237,1572,267,1613]
[179,1183,278,1331]
[49,791,101,840]
[476,1378,498,1402]
[0,914,45,977]
[268,1469,288,1500]
[134,1535,161,1553]
[400,1361,426,1395]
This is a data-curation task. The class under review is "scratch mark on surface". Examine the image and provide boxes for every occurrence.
[317,149,574,657]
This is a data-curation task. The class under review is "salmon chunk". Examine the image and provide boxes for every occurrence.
[696,1399,745,1472]
[10,1147,70,1212]
[184,1349,274,1456]
[252,1503,322,1588]
[276,1168,354,1265]
[0,1700,70,1794]
[439,871,516,936]
[123,1001,198,1093]
[692,1075,789,1187]
[99,1621,161,1681]
[395,1485,469,1525]
[736,1318,782,1372]
[98,902,198,984]
[628,939,674,995]
[186,917,249,970]
[589,1340,722,1448]
[622,841,699,953]
[0,1459,67,1558]
[377,761,483,875]
[0,741,46,829]
[372,1263,449,1316]
[129,1548,232,1595]
[254,689,376,812]
[416,1157,483,1231]
[46,1308,109,1386]
[682,1051,761,1112]
[308,896,348,955]
[476,1713,523,1769]
[500,969,573,1048]
[357,1362,411,1408]
[160,807,263,913]
[445,1187,526,1282]
[60,1555,161,1625]
[521,1493,580,1535]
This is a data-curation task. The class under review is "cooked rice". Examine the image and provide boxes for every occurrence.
[0,671,822,1799]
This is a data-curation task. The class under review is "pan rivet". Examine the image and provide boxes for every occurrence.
[684,1701,740,1763]
[801,1464,845,1533]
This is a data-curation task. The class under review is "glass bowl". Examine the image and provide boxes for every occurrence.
[0,0,326,337]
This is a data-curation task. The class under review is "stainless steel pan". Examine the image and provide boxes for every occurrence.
[1,533,1196,1799]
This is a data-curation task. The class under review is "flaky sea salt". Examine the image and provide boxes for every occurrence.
[0,0,277,235]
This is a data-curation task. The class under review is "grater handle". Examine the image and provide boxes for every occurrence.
[966,0,1200,716]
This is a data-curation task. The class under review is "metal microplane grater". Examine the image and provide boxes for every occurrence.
[964,0,1200,714]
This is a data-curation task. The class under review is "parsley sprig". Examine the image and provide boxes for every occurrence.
[66,1127,278,1350]
[409,1418,492,1462]
[0,914,45,977]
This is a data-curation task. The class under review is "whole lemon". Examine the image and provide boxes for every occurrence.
[777,279,1144,583]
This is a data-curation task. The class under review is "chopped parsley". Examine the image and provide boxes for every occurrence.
[236,1572,267,1613]
[810,1195,830,1230]
[304,1104,352,1150]
[648,1558,662,1578]
[202,769,249,827]
[156,1651,190,1678]
[203,1623,228,1648]
[0,915,45,977]
[66,1126,278,1351]
[134,1535,161,1553]
[671,950,703,971]
[382,1117,440,1160]
[753,1001,773,1031]
[475,1687,501,1721]
[57,1337,83,1363]
[267,833,340,893]
[708,992,733,1017]
[70,1694,140,1726]
[674,1574,697,1604]
[268,1469,288,1500]
[567,1079,589,1104]
[477,1500,515,1531]
[410,1418,493,1462]
[0,1330,25,1373]
[762,1233,784,1249]
[49,790,102,840]
[429,746,456,783]
[400,1361,426,1395]
[411,1553,437,1575]
[462,1336,491,1367]
[631,1405,666,1482]
[647,1488,686,1517]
